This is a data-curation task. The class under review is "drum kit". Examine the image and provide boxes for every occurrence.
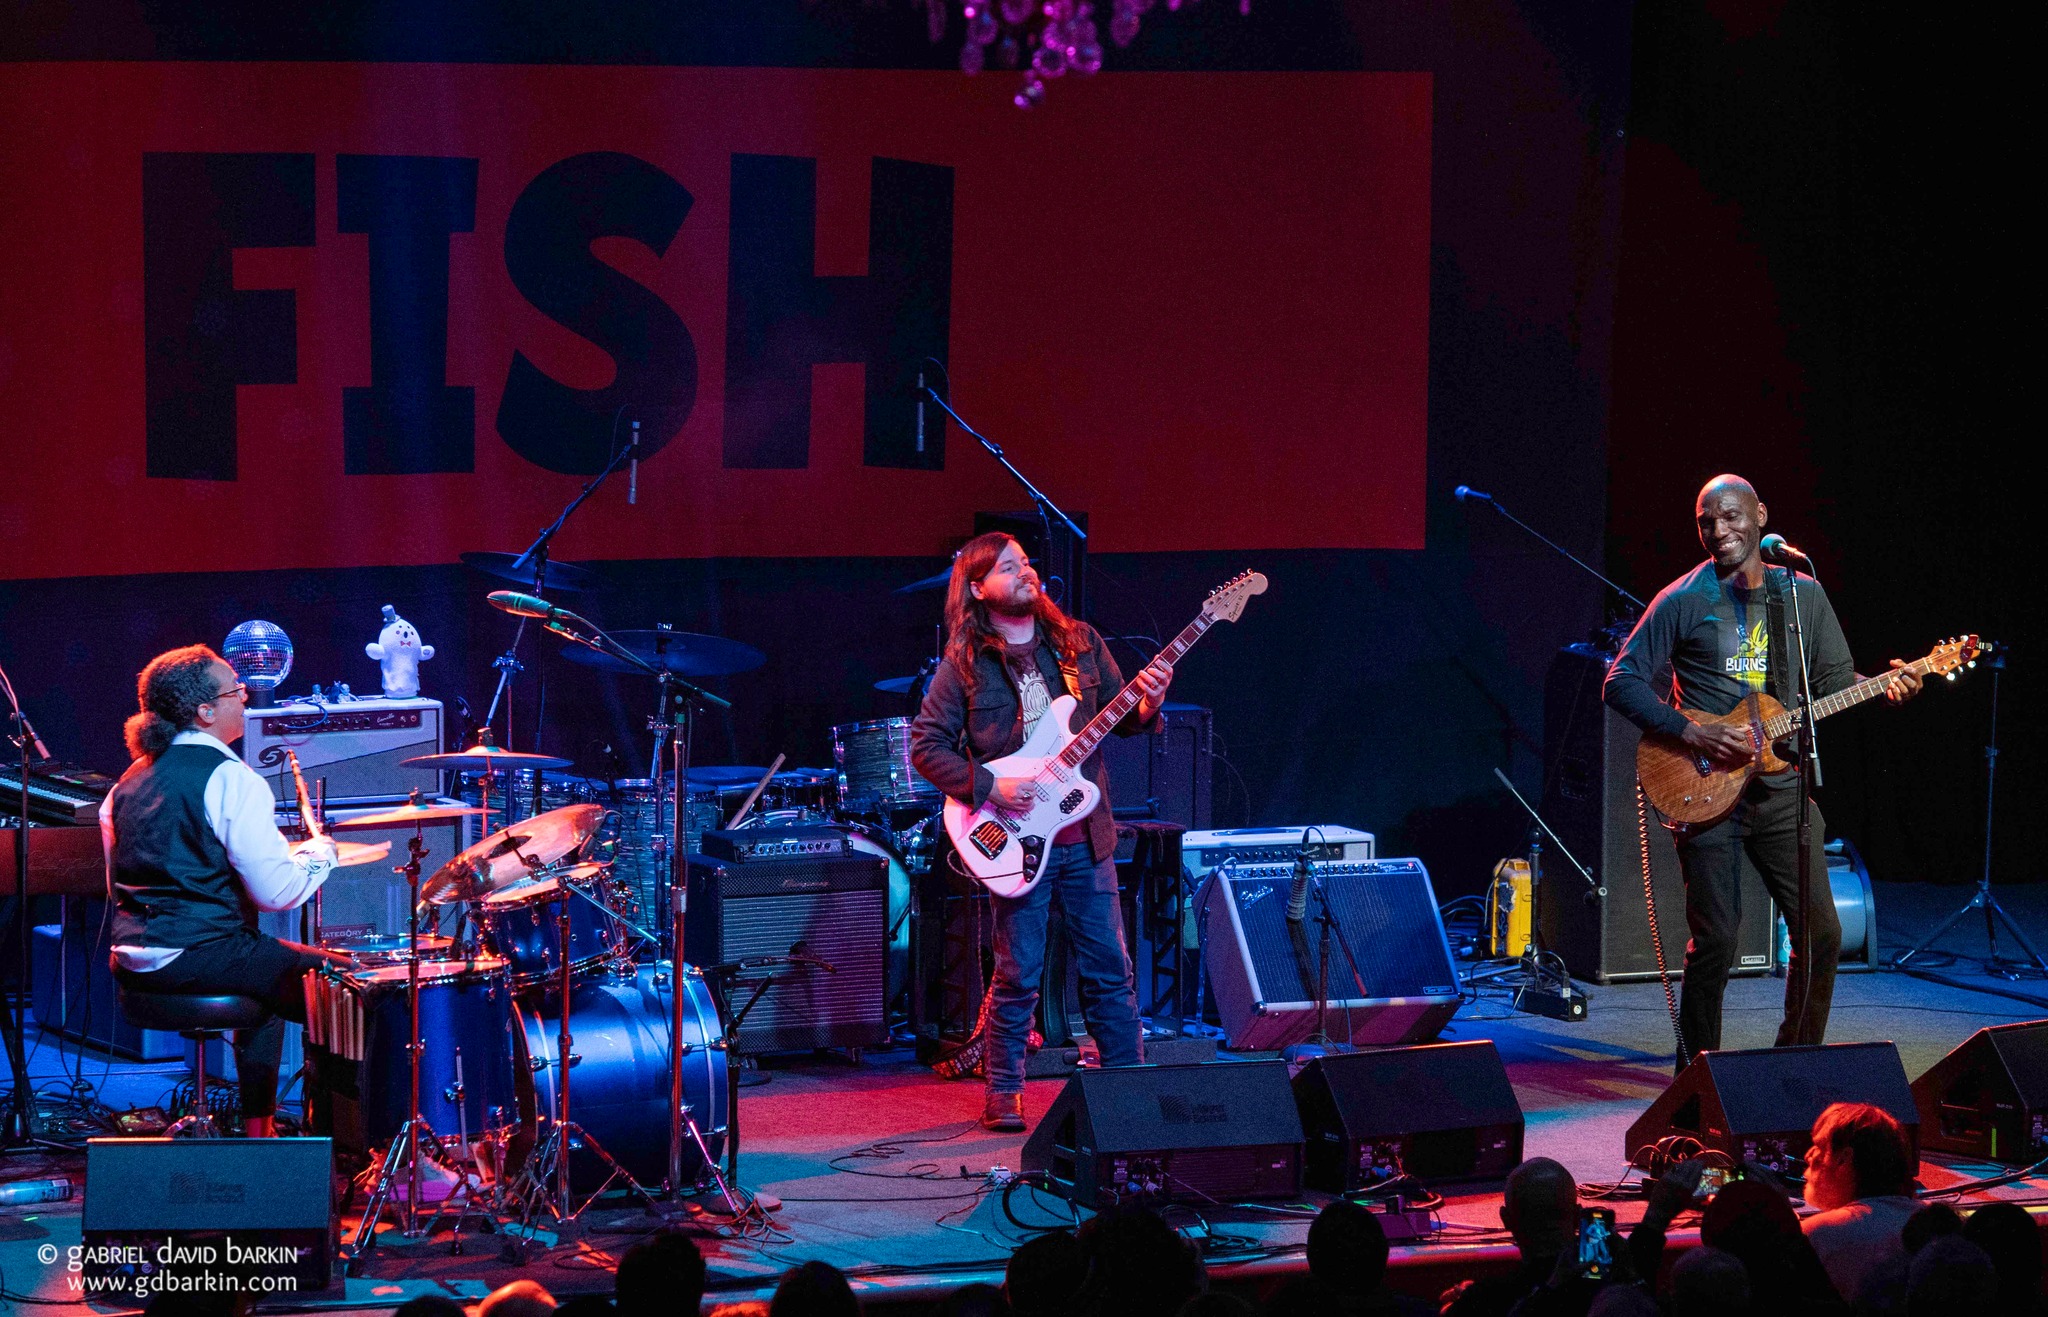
[293,558,959,1263]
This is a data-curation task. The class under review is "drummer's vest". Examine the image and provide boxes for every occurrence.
[110,741,256,951]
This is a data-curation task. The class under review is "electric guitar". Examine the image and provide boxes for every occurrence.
[1636,635,1983,826]
[944,570,1268,897]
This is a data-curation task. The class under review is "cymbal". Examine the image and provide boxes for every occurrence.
[873,676,918,694]
[893,568,952,596]
[420,803,604,905]
[333,840,393,868]
[461,551,600,593]
[557,629,765,678]
[687,765,772,788]
[404,743,573,772]
[328,801,490,831]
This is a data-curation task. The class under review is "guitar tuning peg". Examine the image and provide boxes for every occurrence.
[1946,672,1957,682]
[1968,660,1977,669]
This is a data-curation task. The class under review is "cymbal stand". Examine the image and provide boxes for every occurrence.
[345,824,487,1266]
[503,879,660,1260]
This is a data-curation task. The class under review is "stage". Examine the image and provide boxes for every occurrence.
[5,881,2047,1312]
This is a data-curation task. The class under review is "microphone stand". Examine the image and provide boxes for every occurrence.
[1457,489,1645,616]
[1,659,58,1152]
[1777,563,1821,1044]
[920,384,1087,609]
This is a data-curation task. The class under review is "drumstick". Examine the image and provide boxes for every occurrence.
[284,750,325,841]
[725,754,786,830]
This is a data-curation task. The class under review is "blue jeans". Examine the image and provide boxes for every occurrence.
[985,843,1143,1093]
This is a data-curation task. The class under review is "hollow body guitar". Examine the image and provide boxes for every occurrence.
[1635,634,1982,826]
[944,571,1267,898]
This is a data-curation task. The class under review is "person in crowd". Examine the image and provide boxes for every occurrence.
[1175,1295,1254,1317]
[1905,1235,1998,1317]
[1005,1230,1088,1317]
[1442,1158,1580,1317]
[937,1285,1011,1317]
[1800,1103,1919,1301]
[1962,1201,2046,1315]
[552,1298,616,1317]
[1305,1200,1428,1317]
[1262,1276,1343,1317]
[1073,1203,1206,1317]
[1698,1178,1842,1315]
[478,1281,557,1317]
[1665,1247,1749,1317]
[771,1262,859,1317]
[392,1298,467,1317]
[616,1229,708,1317]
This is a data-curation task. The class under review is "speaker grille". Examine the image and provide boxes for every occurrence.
[1224,862,1459,1004]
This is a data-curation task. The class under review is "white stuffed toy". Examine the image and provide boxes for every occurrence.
[365,605,434,699]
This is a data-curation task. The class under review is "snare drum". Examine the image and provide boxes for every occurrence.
[475,865,627,988]
[322,932,456,967]
[831,718,941,812]
[304,956,518,1153]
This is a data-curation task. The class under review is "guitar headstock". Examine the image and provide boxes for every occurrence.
[1201,570,1269,624]
[1927,634,1984,682]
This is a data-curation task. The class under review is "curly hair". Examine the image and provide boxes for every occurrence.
[943,532,1090,693]
[124,645,226,761]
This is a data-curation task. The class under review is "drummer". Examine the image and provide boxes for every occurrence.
[103,645,339,1137]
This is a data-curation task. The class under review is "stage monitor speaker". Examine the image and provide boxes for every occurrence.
[1540,645,1775,984]
[1203,858,1460,1051]
[1098,702,1214,829]
[1625,1042,1918,1173]
[1021,1060,1303,1206]
[32,918,183,1060]
[80,1136,335,1294]
[1912,1020,2048,1165]
[684,851,890,1053]
[1293,1041,1525,1191]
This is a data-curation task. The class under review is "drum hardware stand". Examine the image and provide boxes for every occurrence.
[344,823,491,1268]
[501,863,660,1263]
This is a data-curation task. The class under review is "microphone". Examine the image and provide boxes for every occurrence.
[1286,829,1311,923]
[1453,485,1494,504]
[915,372,926,455]
[487,590,567,620]
[1759,534,1813,570]
[628,419,639,505]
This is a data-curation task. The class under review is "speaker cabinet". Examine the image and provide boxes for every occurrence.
[1202,858,1460,1051]
[1541,645,1775,984]
[1098,702,1214,828]
[1625,1042,1918,1171]
[1293,1041,1525,1190]
[81,1137,335,1294]
[240,696,444,804]
[1912,1020,2048,1164]
[1022,1061,1303,1206]
[684,851,890,1052]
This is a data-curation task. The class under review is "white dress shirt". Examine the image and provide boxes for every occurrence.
[103,729,336,971]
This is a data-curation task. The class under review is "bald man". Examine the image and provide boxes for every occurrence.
[1605,476,1919,1067]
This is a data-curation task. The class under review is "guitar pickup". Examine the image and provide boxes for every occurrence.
[968,819,1010,861]
[1058,789,1085,815]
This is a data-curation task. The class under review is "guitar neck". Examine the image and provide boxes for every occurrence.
[1760,657,1931,738]
[1056,613,1214,770]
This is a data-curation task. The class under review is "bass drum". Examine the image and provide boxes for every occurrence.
[737,810,912,1005]
[513,964,727,1193]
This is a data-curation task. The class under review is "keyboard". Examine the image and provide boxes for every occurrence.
[0,761,117,825]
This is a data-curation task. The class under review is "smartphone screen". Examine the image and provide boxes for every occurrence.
[1577,1206,1618,1280]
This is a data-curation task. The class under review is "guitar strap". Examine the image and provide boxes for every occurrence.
[1763,568,1795,707]
[1057,651,1084,703]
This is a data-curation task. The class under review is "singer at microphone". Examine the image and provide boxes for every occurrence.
[1601,473,1921,1069]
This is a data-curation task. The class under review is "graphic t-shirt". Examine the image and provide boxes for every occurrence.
[1004,638,1088,844]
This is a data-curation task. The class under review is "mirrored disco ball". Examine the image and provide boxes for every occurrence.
[222,620,293,693]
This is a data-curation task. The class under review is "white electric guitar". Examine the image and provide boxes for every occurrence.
[944,570,1268,897]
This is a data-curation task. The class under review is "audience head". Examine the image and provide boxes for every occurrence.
[1006,1230,1087,1317]
[1305,1199,1390,1298]
[771,1263,858,1317]
[392,1299,468,1317]
[479,1281,557,1317]
[707,1305,770,1317]
[1499,1157,1580,1258]
[1259,1277,1341,1317]
[1586,1287,1658,1317]
[1074,1204,1206,1317]
[1963,1201,2043,1311]
[1804,1102,1913,1210]
[616,1229,708,1317]
[1906,1235,1998,1317]
[1901,1202,1963,1254]
[936,1285,1010,1317]
[1668,1246,1750,1317]
[1175,1295,1253,1317]
[552,1299,615,1317]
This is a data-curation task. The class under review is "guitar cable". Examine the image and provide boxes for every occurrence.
[1636,780,1689,1064]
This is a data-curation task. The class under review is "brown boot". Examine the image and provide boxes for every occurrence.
[980,1090,1026,1132]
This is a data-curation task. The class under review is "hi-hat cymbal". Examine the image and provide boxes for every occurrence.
[404,743,573,772]
[328,801,490,831]
[420,803,603,905]
[461,551,600,593]
[557,629,765,678]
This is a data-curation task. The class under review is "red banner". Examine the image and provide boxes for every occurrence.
[0,64,1430,580]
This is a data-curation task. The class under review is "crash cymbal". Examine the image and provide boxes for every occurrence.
[557,629,765,678]
[461,551,600,593]
[893,567,953,596]
[419,803,603,905]
[873,676,918,694]
[686,765,772,788]
[327,801,490,831]
[403,743,573,772]
[332,840,393,869]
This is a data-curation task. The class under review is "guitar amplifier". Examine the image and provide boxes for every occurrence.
[240,696,444,804]
[1182,826,1376,879]
[684,851,890,1053]
[700,825,852,863]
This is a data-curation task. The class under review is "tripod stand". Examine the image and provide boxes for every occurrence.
[1892,644,2044,975]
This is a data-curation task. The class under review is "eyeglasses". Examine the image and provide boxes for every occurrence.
[209,683,248,704]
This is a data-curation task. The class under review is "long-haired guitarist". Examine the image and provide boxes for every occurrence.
[1604,476,1919,1068]
[102,645,339,1136]
[910,533,1173,1131]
